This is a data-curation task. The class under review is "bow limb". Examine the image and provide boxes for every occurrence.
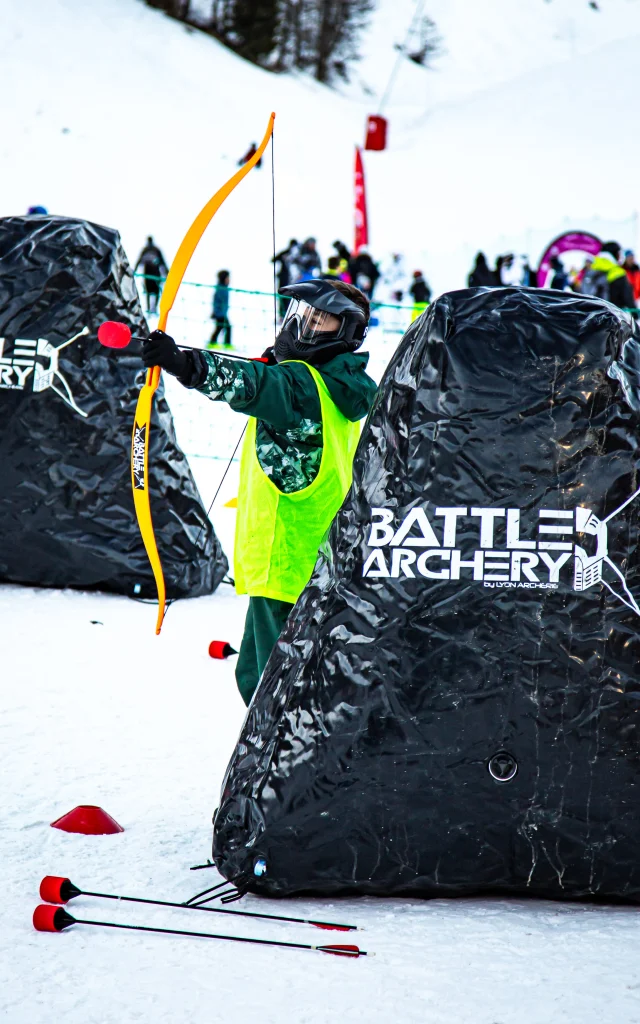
[132,112,276,634]
[157,112,275,332]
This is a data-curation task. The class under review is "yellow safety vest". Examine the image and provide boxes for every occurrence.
[234,362,361,604]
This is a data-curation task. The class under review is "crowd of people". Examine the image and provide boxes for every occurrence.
[132,233,638,353]
[272,238,382,299]
[272,239,433,324]
[468,242,640,310]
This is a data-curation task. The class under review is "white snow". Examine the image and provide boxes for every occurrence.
[3,0,640,1020]
[5,580,640,1024]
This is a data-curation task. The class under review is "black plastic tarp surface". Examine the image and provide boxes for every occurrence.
[213,287,640,902]
[0,215,227,597]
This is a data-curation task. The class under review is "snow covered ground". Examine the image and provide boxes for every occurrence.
[3,1,640,1020]
[4,577,640,1024]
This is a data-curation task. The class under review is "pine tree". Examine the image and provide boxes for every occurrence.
[274,0,373,83]
[143,0,374,84]
[227,0,279,64]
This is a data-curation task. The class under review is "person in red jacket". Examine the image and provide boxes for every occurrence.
[623,250,640,308]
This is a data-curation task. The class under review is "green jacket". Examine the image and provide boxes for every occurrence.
[196,351,377,493]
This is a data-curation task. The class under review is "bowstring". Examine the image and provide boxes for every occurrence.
[271,128,277,340]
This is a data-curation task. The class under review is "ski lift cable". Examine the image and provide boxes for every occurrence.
[377,0,427,115]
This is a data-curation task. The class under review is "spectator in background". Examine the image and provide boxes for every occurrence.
[468,252,497,287]
[381,251,407,302]
[521,257,536,287]
[296,237,322,280]
[27,205,48,215]
[572,256,593,293]
[494,253,514,285]
[333,240,352,264]
[623,250,640,308]
[581,241,635,309]
[409,270,431,322]
[549,255,570,291]
[350,248,380,299]
[208,270,232,349]
[337,258,352,282]
[322,256,352,282]
[239,142,261,168]
[329,242,353,283]
[273,239,299,318]
[134,236,168,315]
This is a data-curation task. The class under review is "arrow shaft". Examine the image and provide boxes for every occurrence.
[75,917,361,956]
[79,889,355,931]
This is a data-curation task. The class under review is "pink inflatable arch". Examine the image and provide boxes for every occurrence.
[537,231,601,288]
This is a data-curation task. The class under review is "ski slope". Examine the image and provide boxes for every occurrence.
[1,0,639,298]
[3,1,640,1021]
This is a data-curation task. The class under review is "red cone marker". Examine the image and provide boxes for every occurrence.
[50,806,124,835]
[208,641,237,660]
[97,321,132,349]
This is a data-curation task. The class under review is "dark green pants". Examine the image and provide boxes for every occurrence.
[236,596,294,706]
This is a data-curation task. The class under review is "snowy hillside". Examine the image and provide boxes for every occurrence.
[354,0,640,109]
[1,0,639,299]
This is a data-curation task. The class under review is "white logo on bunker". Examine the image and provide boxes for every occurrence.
[0,327,89,417]
[364,491,640,617]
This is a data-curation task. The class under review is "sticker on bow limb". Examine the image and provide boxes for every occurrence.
[132,423,147,490]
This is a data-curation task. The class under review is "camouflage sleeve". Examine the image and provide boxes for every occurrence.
[197,350,253,403]
[195,351,322,430]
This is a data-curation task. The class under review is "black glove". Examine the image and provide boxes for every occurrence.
[260,345,277,366]
[142,330,189,379]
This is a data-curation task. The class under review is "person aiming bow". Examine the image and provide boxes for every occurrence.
[142,279,377,704]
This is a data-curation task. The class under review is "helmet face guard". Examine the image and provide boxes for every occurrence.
[282,299,364,344]
[274,280,368,365]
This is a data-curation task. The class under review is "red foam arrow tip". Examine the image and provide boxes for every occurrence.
[33,905,76,933]
[40,876,68,904]
[208,641,237,659]
[97,321,132,349]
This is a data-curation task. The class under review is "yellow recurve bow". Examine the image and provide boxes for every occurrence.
[132,112,276,634]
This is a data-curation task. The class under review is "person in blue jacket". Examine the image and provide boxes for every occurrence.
[208,270,232,348]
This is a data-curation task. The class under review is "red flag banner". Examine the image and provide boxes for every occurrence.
[354,146,368,254]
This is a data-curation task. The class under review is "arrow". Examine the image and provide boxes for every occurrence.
[33,905,366,958]
[39,876,357,932]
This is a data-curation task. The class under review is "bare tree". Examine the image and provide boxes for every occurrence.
[142,0,374,84]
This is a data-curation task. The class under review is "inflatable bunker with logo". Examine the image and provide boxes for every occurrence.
[0,215,227,597]
[213,287,640,902]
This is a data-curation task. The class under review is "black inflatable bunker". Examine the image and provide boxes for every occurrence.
[213,287,640,902]
[0,215,227,597]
